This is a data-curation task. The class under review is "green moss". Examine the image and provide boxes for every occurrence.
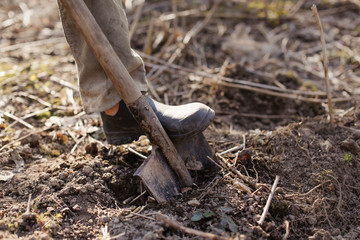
[355,26,360,34]
[247,0,295,20]
[39,111,52,119]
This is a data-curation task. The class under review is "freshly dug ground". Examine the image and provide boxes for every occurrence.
[1,0,359,239]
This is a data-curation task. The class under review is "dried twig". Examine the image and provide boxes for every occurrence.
[4,107,51,131]
[126,146,148,159]
[289,0,306,15]
[218,145,244,156]
[217,153,258,189]
[0,126,53,152]
[129,1,144,41]
[285,180,331,199]
[156,213,232,240]
[49,76,78,92]
[140,53,355,103]
[226,175,251,194]
[2,111,34,129]
[311,5,334,128]
[22,194,36,220]
[142,17,155,55]
[283,220,290,240]
[128,191,147,205]
[15,92,81,111]
[207,156,225,170]
[147,0,223,81]
[199,176,221,201]
[70,134,87,154]
[0,37,65,53]
[258,175,280,225]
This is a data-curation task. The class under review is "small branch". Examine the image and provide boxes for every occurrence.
[129,1,144,41]
[199,176,221,201]
[140,53,355,103]
[22,194,36,220]
[128,191,147,205]
[258,175,280,225]
[217,153,258,189]
[0,37,64,53]
[156,213,231,240]
[218,145,244,156]
[285,180,331,199]
[311,5,334,128]
[70,134,86,154]
[147,0,223,81]
[283,220,290,240]
[49,76,78,92]
[3,112,34,129]
[207,156,225,170]
[0,126,53,152]
[127,146,147,159]
[127,211,155,221]
[5,107,51,131]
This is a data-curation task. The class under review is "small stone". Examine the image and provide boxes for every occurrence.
[99,216,110,224]
[85,142,98,156]
[85,184,95,192]
[47,207,55,212]
[331,228,341,236]
[321,139,334,152]
[40,233,50,240]
[72,204,81,211]
[341,138,360,154]
[82,166,93,176]
[188,199,200,207]
[102,172,113,181]
[113,217,120,224]
[307,217,317,225]
[22,212,37,220]
[58,171,69,180]
[79,187,87,194]
[49,178,60,188]
[249,205,255,212]
[142,232,157,240]
[73,162,84,170]
[58,186,78,196]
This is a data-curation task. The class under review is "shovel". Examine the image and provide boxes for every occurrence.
[60,0,214,202]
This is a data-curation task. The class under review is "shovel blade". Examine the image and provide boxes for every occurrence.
[134,146,181,203]
[173,132,215,171]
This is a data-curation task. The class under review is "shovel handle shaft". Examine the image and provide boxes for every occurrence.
[60,0,193,187]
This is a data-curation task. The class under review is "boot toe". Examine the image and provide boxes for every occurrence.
[160,102,215,138]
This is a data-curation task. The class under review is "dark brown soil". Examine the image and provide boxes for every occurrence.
[1,0,359,239]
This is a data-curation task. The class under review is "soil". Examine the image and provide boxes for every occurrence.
[1,0,360,239]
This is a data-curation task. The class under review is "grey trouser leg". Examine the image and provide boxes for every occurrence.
[57,0,148,113]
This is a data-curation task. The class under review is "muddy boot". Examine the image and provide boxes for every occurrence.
[100,96,215,145]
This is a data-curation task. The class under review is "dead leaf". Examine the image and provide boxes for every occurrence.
[0,170,14,182]
[10,150,25,173]
[188,199,200,207]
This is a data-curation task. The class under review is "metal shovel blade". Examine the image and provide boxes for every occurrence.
[135,132,216,203]
[134,146,181,203]
[173,132,215,171]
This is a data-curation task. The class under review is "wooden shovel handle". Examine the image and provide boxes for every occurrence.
[60,0,192,187]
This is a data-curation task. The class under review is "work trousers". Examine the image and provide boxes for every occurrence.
[57,0,148,113]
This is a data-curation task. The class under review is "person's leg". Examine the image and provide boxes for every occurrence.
[57,0,215,145]
[57,0,147,113]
